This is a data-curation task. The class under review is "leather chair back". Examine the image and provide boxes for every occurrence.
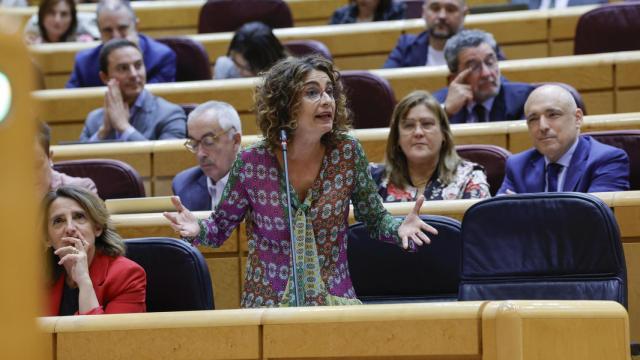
[53,159,145,200]
[402,0,424,18]
[455,144,511,196]
[283,40,333,62]
[198,0,293,33]
[125,237,214,312]
[348,215,462,303]
[584,130,640,190]
[157,37,212,82]
[340,70,396,129]
[574,1,640,55]
[459,193,627,308]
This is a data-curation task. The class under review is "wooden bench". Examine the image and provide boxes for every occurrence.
[37,300,630,360]
[37,51,640,144]
[26,5,597,88]
[103,190,640,342]
[50,111,640,196]
[0,0,349,34]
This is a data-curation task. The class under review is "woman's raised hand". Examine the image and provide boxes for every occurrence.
[163,196,200,238]
[397,195,438,249]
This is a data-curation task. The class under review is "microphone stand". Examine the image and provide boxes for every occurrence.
[280,129,301,307]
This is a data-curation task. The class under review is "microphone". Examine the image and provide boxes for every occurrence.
[280,128,301,306]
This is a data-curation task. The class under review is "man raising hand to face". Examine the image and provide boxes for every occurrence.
[80,39,186,142]
[433,29,534,124]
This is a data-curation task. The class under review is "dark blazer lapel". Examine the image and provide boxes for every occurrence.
[489,84,507,121]
[525,152,546,193]
[563,136,589,191]
[196,169,213,210]
[412,32,430,66]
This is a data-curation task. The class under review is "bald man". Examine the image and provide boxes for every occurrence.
[497,85,630,194]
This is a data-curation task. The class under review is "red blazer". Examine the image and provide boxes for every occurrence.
[48,252,147,315]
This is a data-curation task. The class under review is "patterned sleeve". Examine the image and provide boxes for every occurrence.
[350,138,405,248]
[462,165,491,199]
[192,152,250,248]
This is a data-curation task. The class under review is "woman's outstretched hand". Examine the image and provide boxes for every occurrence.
[397,195,438,249]
[163,196,200,238]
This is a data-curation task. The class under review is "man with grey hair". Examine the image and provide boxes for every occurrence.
[172,101,243,211]
[66,0,175,88]
[433,29,534,123]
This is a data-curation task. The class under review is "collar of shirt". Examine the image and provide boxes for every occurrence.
[206,172,230,209]
[465,96,496,122]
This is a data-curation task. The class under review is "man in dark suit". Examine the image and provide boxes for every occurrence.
[66,0,175,88]
[383,0,468,68]
[433,29,535,124]
[172,101,243,211]
[80,39,186,142]
[498,84,630,194]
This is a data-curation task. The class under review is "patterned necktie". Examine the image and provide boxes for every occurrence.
[473,104,486,123]
[546,163,563,192]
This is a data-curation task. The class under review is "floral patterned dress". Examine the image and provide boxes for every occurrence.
[374,160,491,202]
[190,134,405,307]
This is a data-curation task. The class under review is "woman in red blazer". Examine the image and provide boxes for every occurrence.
[44,186,146,316]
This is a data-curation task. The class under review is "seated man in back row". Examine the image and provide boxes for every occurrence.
[498,84,630,194]
[434,29,534,124]
[80,39,186,142]
[172,101,242,211]
[66,0,175,88]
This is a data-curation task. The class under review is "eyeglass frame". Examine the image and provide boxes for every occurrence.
[184,127,234,153]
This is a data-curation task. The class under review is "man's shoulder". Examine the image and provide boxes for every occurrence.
[140,34,174,58]
[507,147,541,167]
[397,31,429,47]
[174,166,205,188]
[75,44,101,62]
[501,81,536,98]
[145,92,183,112]
[582,135,628,160]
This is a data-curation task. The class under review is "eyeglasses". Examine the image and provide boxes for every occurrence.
[463,55,498,74]
[184,128,232,153]
[302,85,335,103]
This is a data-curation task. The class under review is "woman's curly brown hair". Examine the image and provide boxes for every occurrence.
[254,55,351,149]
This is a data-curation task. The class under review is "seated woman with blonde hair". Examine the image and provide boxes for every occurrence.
[44,186,146,315]
[372,90,490,201]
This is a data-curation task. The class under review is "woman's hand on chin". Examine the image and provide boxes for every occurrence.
[54,235,91,287]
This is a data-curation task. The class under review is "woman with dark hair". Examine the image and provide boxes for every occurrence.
[373,90,490,202]
[330,0,406,24]
[165,55,436,307]
[24,0,98,44]
[214,21,287,79]
[44,186,146,315]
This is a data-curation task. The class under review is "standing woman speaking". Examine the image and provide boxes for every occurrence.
[164,55,436,307]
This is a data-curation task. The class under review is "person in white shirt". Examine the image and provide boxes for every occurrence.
[172,101,243,211]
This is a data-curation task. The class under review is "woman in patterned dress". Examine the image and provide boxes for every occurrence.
[164,55,436,307]
[372,90,491,202]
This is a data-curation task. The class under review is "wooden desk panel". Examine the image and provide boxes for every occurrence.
[26,7,599,89]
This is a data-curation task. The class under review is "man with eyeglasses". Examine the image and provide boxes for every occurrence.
[433,29,534,124]
[79,39,186,142]
[172,101,242,211]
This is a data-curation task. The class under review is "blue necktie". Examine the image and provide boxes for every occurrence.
[546,163,563,192]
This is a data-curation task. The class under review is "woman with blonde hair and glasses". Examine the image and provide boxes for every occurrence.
[372,90,490,202]
[44,186,146,316]
[165,55,437,308]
